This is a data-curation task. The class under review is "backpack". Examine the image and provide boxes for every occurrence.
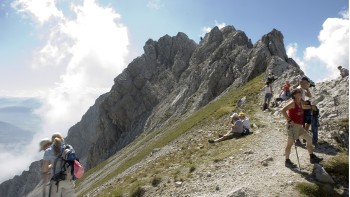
[52,144,84,182]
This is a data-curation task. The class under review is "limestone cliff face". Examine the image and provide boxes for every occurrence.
[67,26,292,170]
[0,26,302,197]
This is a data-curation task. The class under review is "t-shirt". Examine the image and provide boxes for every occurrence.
[43,144,65,176]
[283,84,290,92]
[231,120,244,134]
[264,85,272,94]
[241,118,251,130]
[288,101,303,125]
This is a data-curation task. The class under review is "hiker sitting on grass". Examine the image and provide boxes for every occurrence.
[239,112,251,135]
[208,113,243,143]
[281,89,323,168]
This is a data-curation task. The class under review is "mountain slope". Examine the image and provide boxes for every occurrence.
[2,25,348,197]
[76,75,348,196]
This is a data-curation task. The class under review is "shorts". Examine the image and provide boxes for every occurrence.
[287,123,312,141]
[265,93,272,100]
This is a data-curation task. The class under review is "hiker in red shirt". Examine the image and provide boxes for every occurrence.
[281,89,323,168]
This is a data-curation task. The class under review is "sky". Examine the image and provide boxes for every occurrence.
[0,0,348,183]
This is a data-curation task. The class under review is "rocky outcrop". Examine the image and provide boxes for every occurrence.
[1,26,305,197]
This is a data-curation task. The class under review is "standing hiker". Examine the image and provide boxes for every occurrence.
[42,132,76,197]
[262,81,273,110]
[281,89,323,168]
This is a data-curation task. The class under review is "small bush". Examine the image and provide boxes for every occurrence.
[295,182,341,197]
[323,152,349,180]
[130,186,146,197]
[189,166,196,173]
[151,177,161,187]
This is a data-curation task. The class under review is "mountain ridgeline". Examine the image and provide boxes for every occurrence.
[1,25,307,196]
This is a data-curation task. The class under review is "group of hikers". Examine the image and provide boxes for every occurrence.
[262,71,324,166]
[39,132,77,197]
[208,112,251,143]
[207,67,341,169]
[37,65,348,196]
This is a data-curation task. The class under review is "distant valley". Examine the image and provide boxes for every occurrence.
[0,97,42,145]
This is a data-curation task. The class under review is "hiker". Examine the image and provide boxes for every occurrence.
[338,65,349,78]
[208,113,243,143]
[281,80,291,99]
[42,132,76,197]
[294,76,312,146]
[262,81,273,110]
[239,112,251,135]
[266,71,277,84]
[281,89,323,168]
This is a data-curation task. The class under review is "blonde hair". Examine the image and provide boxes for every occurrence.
[53,137,63,156]
[51,132,64,156]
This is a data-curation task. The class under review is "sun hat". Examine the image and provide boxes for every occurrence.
[39,138,51,152]
[239,112,245,117]
[230,113,238,118]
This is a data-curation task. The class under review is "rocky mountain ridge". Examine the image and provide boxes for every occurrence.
[0,25,347,197]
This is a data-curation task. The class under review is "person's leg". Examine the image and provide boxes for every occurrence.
[285,138,294,160]
[215,133,233,142]
[61,180,76,197]
[300,130,323,163]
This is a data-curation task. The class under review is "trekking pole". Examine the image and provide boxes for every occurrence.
[291,125,301,171]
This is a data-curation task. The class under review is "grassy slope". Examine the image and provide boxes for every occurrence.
[77,74,265,196]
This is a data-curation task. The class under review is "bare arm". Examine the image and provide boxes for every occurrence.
[281,101,294,123]
[42,160,50,183]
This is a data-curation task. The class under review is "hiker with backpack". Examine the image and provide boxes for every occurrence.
[42,132,76,197]
[281,89,323,168]
[208,113,243,143]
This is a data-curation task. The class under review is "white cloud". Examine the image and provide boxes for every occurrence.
[286,43,307,71]
[12,0,63,24]
[147,0,163,10]
[201,21,227,37]
[287,10,349,82]
[303,11,349,80]
[1,0,129,182]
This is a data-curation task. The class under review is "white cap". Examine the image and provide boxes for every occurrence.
[39,138,51,152]
[230,113,238,118]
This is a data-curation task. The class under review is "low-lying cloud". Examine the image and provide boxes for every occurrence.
[1,0,129,183]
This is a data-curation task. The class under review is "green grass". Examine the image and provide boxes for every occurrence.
[78,74,265,197]
[295,182,342,197]
[323,151,349,180]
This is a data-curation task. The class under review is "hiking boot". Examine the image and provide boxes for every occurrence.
[310,154,323,164]
[295,139,303,147]
[208,139,215,144]
[285,159,297,168]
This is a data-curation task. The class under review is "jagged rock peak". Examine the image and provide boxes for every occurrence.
[258,28,288,60]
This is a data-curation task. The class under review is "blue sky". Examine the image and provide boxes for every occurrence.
[0,0,348,182]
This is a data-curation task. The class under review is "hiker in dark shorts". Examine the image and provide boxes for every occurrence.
[281,89,323,167]
[208,113,243,143]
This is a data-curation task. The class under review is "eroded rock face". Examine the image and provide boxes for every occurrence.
[80,26,291,170]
